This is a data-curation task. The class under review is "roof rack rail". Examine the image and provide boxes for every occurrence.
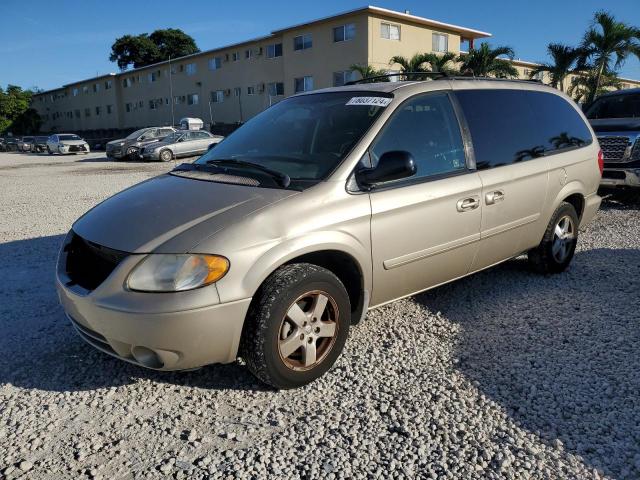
[345,71,448,85]
[446,75,543,84]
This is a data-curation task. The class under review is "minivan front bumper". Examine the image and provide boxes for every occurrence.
[56,278,251,371]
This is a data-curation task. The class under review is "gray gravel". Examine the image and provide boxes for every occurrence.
[1,151,639,479]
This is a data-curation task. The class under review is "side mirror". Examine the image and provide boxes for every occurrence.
[356,151,416,187]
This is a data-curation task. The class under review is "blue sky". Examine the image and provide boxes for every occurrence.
[1,0,639,91]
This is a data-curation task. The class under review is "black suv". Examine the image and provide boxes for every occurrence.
[586,88,640,187]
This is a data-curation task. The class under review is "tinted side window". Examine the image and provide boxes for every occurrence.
[455,89,544,169]
[527,91,592,152]
[371,93,467,180]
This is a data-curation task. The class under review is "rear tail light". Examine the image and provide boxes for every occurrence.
[597,149,603,176]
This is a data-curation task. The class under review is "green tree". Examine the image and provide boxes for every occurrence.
[579,11,640,103]
[421,52,459,75]
[568,70,622,104]
[389,53,430,75]
[457,43,518,78]
[109,29,200,70]
[529,43,585,91]
[349,64,389,81]
[0,85,41,134]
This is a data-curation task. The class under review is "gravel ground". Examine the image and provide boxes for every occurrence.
[0,151,638,479]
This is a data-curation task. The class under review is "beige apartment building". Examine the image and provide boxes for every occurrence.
[32,5,640,133]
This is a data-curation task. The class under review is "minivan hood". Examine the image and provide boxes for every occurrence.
[589,118,640,133]
[72,174,298,253]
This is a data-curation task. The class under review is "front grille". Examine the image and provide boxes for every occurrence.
[598,136,632,163]
[69,145,86,152]
[64,232,128,291]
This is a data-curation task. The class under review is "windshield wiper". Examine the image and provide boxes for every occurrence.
[205,159,291,188]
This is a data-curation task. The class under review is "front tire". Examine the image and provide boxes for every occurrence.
[47,146,53,155]
[528,202,579,274]
[241,263,351,389]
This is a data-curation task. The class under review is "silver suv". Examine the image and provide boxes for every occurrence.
[106,127,177,160]
[56,77,602,389]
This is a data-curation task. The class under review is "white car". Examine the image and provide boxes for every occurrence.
[47,134,90,155]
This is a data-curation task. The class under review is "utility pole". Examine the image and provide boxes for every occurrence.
[168,55,175,126]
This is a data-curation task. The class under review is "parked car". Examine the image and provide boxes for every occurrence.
[18,136,34,152]
[46,134,90,155]
[128,132,177,160]
[31,136,49,153]
[56,78,601,389]
[140,130,223,161]
[586,88,640,187]
[0,138,5,152]
[106,127,176,160]
[3,137,19,152]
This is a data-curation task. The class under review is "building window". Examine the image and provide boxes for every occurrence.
[106,105,113,114]
[174,95,186,105]
[187,93,199,105]
[125,103,132,112]
[268,82,285,96]
[381,22,400,40]
[123,78,133,88]
[95,106,101,115]
[432,33,448,53]
[333,70,357,87]
[72,88,79,97]
[93,83,100,93]
[234,87,241,97]
[148,70,160,82]
[294,34,313,51]
[83,86,89,94]
[267,43,283,58]
[84,108,91,117]
[231,52,239,62]
[294,76,313,93]
[245,49,252,59]
[105,80,112,89]
[208,57,222,70]
[185,63,197,76]
[333,23,355,42]
[247,86,256,95]
[211,90,224,103]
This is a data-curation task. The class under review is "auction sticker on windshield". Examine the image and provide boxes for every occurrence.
[346,97,392,107]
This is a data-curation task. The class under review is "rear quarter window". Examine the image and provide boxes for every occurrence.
[455,89,592,170]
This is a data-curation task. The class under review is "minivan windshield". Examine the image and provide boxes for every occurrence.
[195,91,391,186]
[586,93,640,119]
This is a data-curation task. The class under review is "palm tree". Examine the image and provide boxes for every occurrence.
[579,11,640,103]
[568,70,622,104]
[389,53,430,79]
[529,43,585,91]
[457,43,518,78]
[349,64,389,81]
[421,52,459,75]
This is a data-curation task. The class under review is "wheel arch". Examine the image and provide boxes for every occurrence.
[239,237,371,326]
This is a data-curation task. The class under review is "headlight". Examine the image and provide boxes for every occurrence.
[127,254,229,292]
[118,141,125,146]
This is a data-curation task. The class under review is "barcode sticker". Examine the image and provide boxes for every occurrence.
[346,96,392,107]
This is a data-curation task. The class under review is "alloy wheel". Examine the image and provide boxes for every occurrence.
[552,215,575,263]
[278,290,339,371]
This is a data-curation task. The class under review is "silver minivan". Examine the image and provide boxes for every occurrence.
[56,77,602,389]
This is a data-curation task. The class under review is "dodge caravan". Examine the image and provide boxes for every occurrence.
[56,77,602,389]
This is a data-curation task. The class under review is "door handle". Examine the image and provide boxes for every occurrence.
[456,196,480,212]
[485,190,505,205]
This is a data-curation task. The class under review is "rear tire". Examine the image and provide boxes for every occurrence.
[159,149,173,162]
[241,263,351,389]
[528,202,579,274]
